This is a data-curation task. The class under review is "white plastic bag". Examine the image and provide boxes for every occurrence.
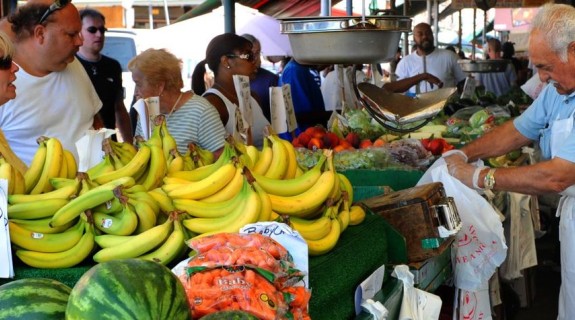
[418,158,507,291]
[393,265,442,320]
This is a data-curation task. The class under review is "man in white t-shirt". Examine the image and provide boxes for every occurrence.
[0,0,102,165]
[395,23,467,96]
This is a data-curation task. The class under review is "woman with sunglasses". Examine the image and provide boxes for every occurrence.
[0,31,18,106]
[192,33,270,148]
[129,48,226,155]
[77,8,133,144]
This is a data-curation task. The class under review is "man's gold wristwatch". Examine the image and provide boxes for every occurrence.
[483,168,496,190]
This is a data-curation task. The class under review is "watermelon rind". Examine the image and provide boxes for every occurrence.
[65,259,191,320]
[0,278,72,320]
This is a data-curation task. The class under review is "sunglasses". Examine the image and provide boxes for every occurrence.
[226,53,255,63]
[0,57,12,70]
[38,0,71,25]
[86,26,107,34]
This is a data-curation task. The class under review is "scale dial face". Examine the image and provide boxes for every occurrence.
[476,0,497,10]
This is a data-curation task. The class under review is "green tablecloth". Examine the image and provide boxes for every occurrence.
[1,215,391,320]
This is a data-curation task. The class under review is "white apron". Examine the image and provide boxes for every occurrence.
[551,107,575,320]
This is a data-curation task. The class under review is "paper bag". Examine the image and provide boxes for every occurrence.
[393,265,442,320]
[132,97,160,140]
[75,128,117,172]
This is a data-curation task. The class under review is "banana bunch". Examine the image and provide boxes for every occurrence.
[188,142,215,168]
[11,212,96,269]
[0,153,25,195]
[251,130,298,180]
[24,136,77,195]
[93,211,189,266]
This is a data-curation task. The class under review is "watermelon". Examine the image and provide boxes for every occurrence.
[199,310,260,319]
[65,259,190,320]
[0,278,72,320]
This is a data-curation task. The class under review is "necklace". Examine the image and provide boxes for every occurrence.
[166,92,183,120]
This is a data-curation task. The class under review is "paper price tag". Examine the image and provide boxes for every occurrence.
[233,75,253,126]
[282,84,298,132]
[144,96,160,138]
[460,76,477,100]
[0,179,14,278]
[270,87,288,133]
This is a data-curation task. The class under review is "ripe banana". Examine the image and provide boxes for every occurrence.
[164,162,237,200]
[289,214,333,241]
[11,165,26,195]
[92,197,123,215]
[138,219,187,266]
[338,173,354,205]
[167,149,185,174]
[0,160,15,195]
[30,137,64,194]
[86,153,116,180]
[160,119,178,161]
[8,198,70,220]
[15,222,96,269]
[49,177,76,190]
[338,207,351,232]
[94,233,133,248]
[93,143,151,185]
[268,169,336,218]
[9,217,76,234]
[141,142,167,191]
[49,176,134,228]
[254,181,272,222]
[281,138,298,179]
[127,198,158,234]
[62,150,78,179]
[169,143,234,182]
[93,202,138,236]
[245,145,260,168]
[147,115,165,149]
[8,179,80,204]
[196,165,243,203]
[263,134,289,180]
[349,205,367,226]
[306,217,341,256]
[92,217,173,263]
[125,190,160,215]
[110,139,138,160]
[251,154,326,197]
[172,176,247,218]
[24,139,47,193]
[252,137,272,175]
[182,180,261,235]
[58,151,68,180]
[9,219,84,253]
[148,187,176,213]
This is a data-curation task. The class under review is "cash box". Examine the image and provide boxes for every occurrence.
[360,182,461,262]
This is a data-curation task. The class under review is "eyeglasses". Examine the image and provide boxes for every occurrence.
[0,57,12,70]
[37,0,71,25]
[226,53,255,63]
[86,26,107,34]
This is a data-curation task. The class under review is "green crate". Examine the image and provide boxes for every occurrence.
[341,169,424,193]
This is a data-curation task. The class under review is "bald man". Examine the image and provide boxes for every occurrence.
[0,0,102,165]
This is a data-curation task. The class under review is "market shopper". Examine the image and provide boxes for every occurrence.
[191,33,270,148]
[444,4,575,319]
[473,38,518,96]
[395,22,466,95]
[129,48,226,154]
[0,31,17,106]
[0,0,102,165]
[241,33,279,123]
[77,8,133,144]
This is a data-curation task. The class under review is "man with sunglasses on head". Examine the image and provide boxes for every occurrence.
[76,8,132,144]
[0,0,103,165]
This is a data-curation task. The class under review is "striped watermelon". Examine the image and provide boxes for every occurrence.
[0,278,72,319]
[65,259,191,320]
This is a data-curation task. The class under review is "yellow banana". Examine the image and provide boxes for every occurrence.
[9,219,84,253]
[182,180,261,235]
[63,150,77,179]
[263,134,289,180]
[164,162,237,200]
[141,142,167,191]
[349,205,367,226]
[338,207,351,232]
[295,165,304,178]
[86,153,116,180]
[195,144,215,166]
[93,201,139,236]
[245,145,260,167]
[49,176,134,228]
[92,217,173,263]
[30,137,64,194]
[254,181,272,222]
[11,166,26,195]
[338,173,354,205]
[94,144,151,185]
[92,197,123,215]
[252,137,272,175]
[95,233,133,248]
[281,138,298,179]
[167,149,185,174]
[268,169,336,218]
[9,217,75,234]
[15,222,95,269]
[0,160,14,195]
[138,219,187,266]
[161,119,178,161]
[148,187,177,213]
[147,115,165,149]
[125,190,161,215]
[251,154,326,197]
[172,176,247,218]
[8,198,70,220]
[8,179,80,204]
[58,150,68,179]
[24,139,47,193]
[306,217,341,256]
[168,143,234,182]
[181,149,196,171]
[49,177,76,190]
[127,198,158,234]
[197,165,244,203]
[289,214,333,241]
[110,139,138,160]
